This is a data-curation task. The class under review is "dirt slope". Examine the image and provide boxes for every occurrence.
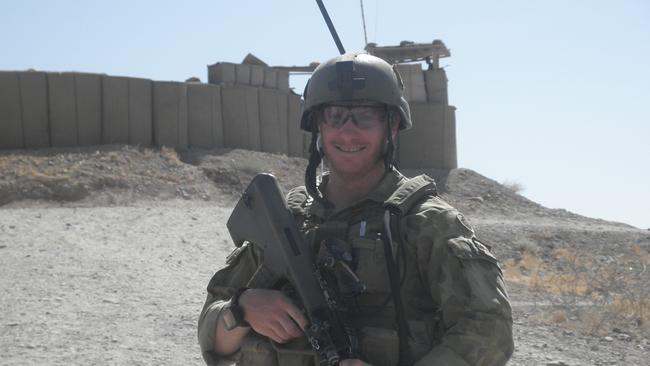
[1,146,648,365]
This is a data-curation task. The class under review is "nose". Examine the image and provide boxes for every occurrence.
[338,115,358,132]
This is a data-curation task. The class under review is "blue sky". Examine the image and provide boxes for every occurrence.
[2,1,649,228]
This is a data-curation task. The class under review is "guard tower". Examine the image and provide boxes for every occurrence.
[367,39,457,169]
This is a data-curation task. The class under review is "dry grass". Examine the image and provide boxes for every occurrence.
[504,243,650,336]
[0,146,212,204]
[160,147,182,165]
[502,180,524,194]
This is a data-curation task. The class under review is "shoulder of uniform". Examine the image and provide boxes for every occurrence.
[384,174,437,214]
[446,236,497,263]
[286,185,311,215]
[408,196,476,239]
[412,193,454,213]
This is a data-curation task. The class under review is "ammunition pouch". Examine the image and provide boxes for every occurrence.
[358,322,432,366]
[237,334,318,366]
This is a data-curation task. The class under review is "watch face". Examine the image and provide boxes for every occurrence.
[223,308,238,331]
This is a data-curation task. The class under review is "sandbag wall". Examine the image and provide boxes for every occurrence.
[208,61,457,170]
[395,64,457,169]
[208,60,306,156]
[208,62,290,92]
[0,70,308,158]
[1,63,456,169]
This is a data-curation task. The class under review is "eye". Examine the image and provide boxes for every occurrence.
[329,109,345,119]
[356,107,384,120]
[354,109,375,119]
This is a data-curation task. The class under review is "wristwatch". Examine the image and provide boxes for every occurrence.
[222,287,250,331]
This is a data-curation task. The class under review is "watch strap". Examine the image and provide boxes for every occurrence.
[229,287,250,328]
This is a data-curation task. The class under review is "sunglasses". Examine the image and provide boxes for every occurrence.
[318,105,388,130]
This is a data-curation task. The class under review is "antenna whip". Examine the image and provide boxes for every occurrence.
[315,0,346,55]
[360,0,368,47]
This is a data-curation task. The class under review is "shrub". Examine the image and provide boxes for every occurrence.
[503,245,650,336]
[502,180,524,193]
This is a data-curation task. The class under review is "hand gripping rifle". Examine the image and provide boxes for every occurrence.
[227,174,359,365]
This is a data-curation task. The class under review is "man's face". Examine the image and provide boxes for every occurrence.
[318,104,394,179]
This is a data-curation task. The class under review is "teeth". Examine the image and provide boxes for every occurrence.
[336,145,364,152]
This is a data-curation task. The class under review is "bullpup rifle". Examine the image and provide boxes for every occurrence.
[227,173,359,365]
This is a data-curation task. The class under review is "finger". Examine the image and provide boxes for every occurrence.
[260,324,290,344]
[270,319,296,343]
[284,304,309,331]
[270,322,294,343]
[277,316,303,338]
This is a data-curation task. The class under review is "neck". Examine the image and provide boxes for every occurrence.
[324,162,387,209]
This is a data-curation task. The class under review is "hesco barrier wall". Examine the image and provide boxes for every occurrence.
[398,104,457,169]
[1,62,456,169]
[0,71,308,158]
[208,62,290,92]
[394,65,457,169]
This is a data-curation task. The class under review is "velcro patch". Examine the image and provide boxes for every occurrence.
[447,237,497,264]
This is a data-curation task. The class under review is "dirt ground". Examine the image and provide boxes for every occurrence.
[1,146,648,365]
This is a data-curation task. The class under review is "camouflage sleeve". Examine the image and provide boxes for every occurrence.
[197,243,261,365]
[406,203,514,366]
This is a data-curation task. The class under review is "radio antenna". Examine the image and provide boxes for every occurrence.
[360,0,368,47]
[315,0,346,55]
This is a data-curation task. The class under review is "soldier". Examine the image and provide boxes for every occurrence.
[198,53,514,366]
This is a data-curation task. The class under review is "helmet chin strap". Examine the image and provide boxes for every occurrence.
[305,127,333,208]
[316,133,324,157]
[384,109,397,171]
[316,132,327,182]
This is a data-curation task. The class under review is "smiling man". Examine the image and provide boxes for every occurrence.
[198,53,514,366]
[317,102,398,208]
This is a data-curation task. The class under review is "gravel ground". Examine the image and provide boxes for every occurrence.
[0,200,233,365]
[1,146,648,365]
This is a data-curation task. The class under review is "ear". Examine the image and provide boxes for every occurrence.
[389,116,399,142]
[388,109,400,138]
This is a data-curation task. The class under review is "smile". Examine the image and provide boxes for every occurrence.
[335,145,365,153]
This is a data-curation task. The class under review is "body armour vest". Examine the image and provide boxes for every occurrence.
[240,174,438,366]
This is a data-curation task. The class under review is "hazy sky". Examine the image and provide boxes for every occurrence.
[2,0,648,228]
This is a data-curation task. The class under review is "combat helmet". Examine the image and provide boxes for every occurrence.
[301,53,412,132]
[301,53,412,205]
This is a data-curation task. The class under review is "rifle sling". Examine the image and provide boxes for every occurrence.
[383,208,412,366]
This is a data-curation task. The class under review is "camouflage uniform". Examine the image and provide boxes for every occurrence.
[198,170,514,365]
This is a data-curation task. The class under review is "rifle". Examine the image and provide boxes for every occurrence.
[227,173,360,365]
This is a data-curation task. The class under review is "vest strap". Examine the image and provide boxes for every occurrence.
[384,174,437,214]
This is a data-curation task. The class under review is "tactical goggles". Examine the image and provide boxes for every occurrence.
[318,104,388,130]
